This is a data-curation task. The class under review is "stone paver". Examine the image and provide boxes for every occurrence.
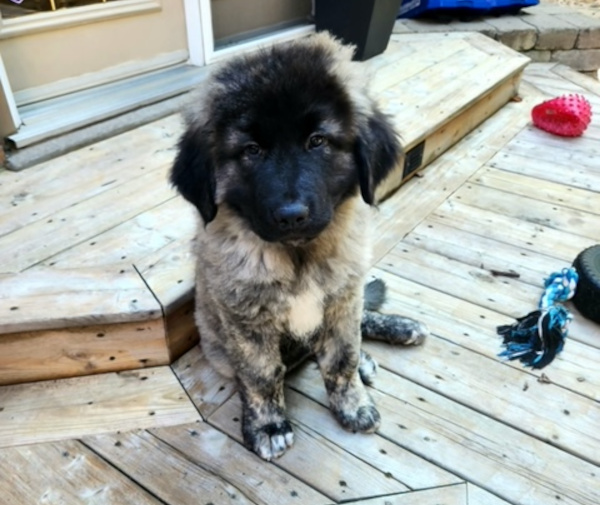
[523,12,578,50]
[552,48,600,70]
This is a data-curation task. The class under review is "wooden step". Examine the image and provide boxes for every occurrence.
[376,32,529,200]
[0,32,529,385]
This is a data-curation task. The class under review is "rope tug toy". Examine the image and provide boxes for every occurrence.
[497,268,579,369]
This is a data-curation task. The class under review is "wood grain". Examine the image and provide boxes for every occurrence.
[367,334,600,465]
[0,114,181,239]
[283,387,461,490]
[38,197,195,270]
[342,485,467,505]
[370,267,600,400]
[152,422,330,505]
[171,344,236,420]
[209,393,408,502]
[371,80,549,264]
[0,318,169,386]
[84,429,257,505]
[0,366,199,448]
[288,363,600,505]
[0,266,161,333]
[0,440,162,504]
[0,164,176,272]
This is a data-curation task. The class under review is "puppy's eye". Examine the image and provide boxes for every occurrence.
[244,143,261,156]
[308,134,326,149]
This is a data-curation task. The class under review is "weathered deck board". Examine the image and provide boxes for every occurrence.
[403,219,567,286]
[134,231,197,313]
[346,484,467,505]
[367,336,600,464]
[372,80,546,263]
[0,440,162,504]
[0,318,169,386]
[0,367,199,448]
[487,147,600,192]
[281,388,462,490]
[209,393,410,501]
[492,134,600,174]
[428,200,597,263]
[472,166,600,215]
[521,70,600,109]
[453,185,600,241]
[171,345,237,419]
[175,349,461,491]
[379,242,539,315]
[152,422,331,505]
[0,266,161,333]
[369,35,468,96]
[38,197,195,270]
[84,429,258,505]
[371,268,600,400]
[467,484,518,505]
[0,115,181,238]
[375,34,528,198]
[288,364,600,505]
[0,165,177,273]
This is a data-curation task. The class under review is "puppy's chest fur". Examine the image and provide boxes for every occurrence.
[197,200,370,340]
[286,280,326,338]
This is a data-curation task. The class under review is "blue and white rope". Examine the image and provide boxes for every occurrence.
[497,267,578,369]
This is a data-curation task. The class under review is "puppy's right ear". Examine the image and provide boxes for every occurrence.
[170,126,217,224]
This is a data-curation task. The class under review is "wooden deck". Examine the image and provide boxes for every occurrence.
[1,34,599,504]
[0,32,529,385]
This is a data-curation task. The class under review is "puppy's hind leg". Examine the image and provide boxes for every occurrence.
[362,311,429,346]
[362,278,429,346]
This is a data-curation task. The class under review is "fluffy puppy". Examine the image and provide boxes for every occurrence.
[171,33,428,460]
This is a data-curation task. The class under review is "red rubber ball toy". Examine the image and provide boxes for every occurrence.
[531,94,592,137]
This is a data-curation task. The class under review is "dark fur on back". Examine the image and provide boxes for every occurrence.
[171,33,428,461]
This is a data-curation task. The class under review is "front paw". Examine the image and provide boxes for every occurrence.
[242,418,294,461]
[329,385,381,433]
[334,402,381,433]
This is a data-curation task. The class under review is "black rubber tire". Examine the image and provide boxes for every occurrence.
[572,244,600,324]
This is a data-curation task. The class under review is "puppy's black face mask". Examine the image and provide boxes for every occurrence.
[171,39,401,244]
[218,98,359,244]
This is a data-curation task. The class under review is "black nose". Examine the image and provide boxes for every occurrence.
[273,202,309,230]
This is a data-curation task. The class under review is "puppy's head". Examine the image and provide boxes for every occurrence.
[171,33,401,244]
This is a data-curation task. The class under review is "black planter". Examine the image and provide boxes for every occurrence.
[315,0,401,61]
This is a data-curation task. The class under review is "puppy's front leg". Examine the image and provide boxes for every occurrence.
[317,299,381,433]
[235,353,294,461]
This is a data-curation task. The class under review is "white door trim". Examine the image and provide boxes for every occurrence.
[183,0,212,66]
[184,0,314,66]
[0,54,21,135]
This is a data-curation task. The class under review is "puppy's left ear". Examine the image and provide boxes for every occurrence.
[170,125,218,224]
[354,108,402,205]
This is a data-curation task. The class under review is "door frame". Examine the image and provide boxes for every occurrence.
[185,0,314,66]
[0,54,20,137]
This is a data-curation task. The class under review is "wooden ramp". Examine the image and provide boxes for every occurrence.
[0,32,528,385]
[0,60,599,504]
